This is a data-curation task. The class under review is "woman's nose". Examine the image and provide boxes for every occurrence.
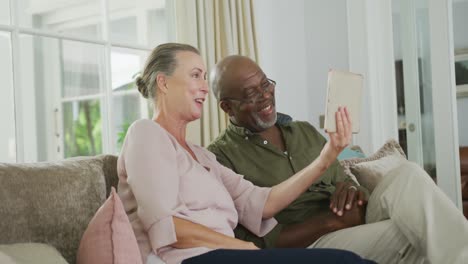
[201,80,209,93]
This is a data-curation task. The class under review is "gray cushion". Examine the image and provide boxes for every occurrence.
[0,243,68,264]
[0,155,117,264]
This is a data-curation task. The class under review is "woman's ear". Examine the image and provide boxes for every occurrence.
[220,101,234,117]
[156,73,168,94]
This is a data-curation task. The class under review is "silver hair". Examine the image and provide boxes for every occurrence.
[135,43,200,100]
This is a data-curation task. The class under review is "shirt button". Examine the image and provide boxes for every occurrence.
[284,151,288,155]
[289,156,293,160]
[244,136,248,140]
[263,140,268,145]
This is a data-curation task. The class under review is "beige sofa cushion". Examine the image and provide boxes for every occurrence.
[0,251,15,264]
[0,156,114,264]
[0,243,68,264]
[339,139,407,192]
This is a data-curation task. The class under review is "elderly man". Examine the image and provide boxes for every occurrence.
[207,55,468,264]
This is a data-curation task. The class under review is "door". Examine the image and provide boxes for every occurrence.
[392,0,435,176]
[392,0,462,207]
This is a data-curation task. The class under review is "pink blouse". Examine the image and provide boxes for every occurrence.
[117,119,277,264]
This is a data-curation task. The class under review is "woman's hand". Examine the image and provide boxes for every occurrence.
[239,242,260,250]
[172,217,261,250]
[320,107,352,166]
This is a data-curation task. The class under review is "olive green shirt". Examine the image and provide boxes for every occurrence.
[207,116,368,248]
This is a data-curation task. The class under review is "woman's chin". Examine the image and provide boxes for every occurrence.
[189,111,202,121]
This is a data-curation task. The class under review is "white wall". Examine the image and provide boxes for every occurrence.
[304,1,350,127]
[253,0,308,123]
[253,0,349,130]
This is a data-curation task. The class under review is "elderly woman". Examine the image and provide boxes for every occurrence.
[117,43,373,264]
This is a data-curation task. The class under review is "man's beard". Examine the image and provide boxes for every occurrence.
[252,110,277,130]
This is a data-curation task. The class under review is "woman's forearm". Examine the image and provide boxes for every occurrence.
[171,217,257,250]
[263,154,331,219]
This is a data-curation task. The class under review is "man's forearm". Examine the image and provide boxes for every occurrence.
[275,206,364,248]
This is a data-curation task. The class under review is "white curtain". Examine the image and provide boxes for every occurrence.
[173,0,258,146]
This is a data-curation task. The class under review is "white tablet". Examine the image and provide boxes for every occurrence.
[324,70,363,134]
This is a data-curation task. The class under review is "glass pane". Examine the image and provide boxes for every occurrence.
[18,0,102,40]
[111,47,149,153]
[415,8,437,179]
[0,31,16,162]
[454,1,468,147]
[109,0,167,46]
[392,0,436,179]
[62,100,102,158]
[0,0,10,25]
[62,40,106,97]
[18,34,105,161]
[113,94,141,151]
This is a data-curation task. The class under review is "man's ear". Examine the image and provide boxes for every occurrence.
[156,73,168,94]
[220,101,234,117]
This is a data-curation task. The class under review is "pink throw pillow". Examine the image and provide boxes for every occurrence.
[77,187,142,264]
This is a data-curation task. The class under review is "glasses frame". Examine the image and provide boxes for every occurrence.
[221,78,276,105]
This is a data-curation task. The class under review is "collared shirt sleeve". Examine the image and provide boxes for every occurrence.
[206,150,277,237]
[123,120,186,250]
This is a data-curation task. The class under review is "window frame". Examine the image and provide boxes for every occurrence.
[1,0,167,162]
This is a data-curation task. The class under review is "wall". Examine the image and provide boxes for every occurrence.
[304,1,350,127]
[253,0,349,131]
[253,0,308,122]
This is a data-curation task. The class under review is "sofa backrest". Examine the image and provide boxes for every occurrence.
[88,155,118,197]
[0,154,118,264]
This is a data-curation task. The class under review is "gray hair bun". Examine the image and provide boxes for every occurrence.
[136,76,149,99]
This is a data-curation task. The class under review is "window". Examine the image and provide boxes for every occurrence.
[18,0,102,40]
[111,47,150,152]
[109,0,167,46]
[0,0,10,25]
[0,32,15,162]
[1,0,168,162]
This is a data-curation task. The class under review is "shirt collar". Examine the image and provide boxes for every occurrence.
[227,112,293,137]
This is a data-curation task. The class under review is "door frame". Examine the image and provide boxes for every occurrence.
[428,0,462,208]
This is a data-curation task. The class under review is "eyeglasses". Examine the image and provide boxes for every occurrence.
[221,78,276,105]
